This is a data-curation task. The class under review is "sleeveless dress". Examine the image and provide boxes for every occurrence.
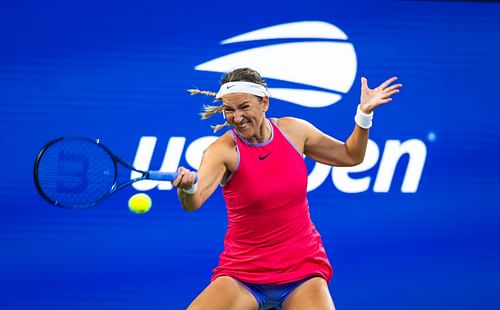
[211,119,332,284]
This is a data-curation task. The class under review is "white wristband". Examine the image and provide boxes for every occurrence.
[182,182,197,194]
[354,104,373,129]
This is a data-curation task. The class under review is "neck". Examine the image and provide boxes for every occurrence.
[246,119,272,144]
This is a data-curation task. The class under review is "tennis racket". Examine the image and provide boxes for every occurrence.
[33,136,181,209]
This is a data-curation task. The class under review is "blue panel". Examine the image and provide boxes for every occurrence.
[1,0,499,309]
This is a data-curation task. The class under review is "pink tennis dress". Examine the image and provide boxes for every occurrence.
[211,119,332,284]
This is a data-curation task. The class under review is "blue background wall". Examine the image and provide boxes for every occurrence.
[1,0,500,309]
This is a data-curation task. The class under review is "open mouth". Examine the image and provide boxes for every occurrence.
[236,121,249,130]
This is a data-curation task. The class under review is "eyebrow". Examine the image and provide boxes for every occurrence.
[222,101,250,109]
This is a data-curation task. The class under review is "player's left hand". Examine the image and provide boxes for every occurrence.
[359,76,402,114]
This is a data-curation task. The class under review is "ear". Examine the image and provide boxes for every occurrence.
[262,96,270,112]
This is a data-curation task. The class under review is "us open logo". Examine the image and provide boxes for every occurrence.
[195,21,357,108]
[131,21,428,194]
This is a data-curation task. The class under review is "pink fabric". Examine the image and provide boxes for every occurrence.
[212,120,332,284]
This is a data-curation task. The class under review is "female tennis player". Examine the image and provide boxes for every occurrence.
[172,68,402,310]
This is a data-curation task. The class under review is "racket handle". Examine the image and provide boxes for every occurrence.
[147,171,178,181]
[147,171,198,183]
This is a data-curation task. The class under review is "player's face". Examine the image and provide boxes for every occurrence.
[221,93,269,142]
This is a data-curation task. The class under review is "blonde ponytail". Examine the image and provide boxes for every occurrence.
[187,89,227,132]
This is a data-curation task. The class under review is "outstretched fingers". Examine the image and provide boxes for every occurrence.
[361,76,368,89]
[378,76,399,90]
[381,83,402,101]
[359,75,403,112]
[379,97,393,104]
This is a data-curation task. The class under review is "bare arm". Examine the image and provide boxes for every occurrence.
[278,118,366,166]
[305,120,370,166]
[279,76,402,166]
[172,136,231,211]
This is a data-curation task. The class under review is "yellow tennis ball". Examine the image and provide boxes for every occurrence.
[128,193,152,214]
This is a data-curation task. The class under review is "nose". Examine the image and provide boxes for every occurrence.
[233,110,244,123]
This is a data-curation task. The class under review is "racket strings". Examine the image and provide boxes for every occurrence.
[36,140,116,207]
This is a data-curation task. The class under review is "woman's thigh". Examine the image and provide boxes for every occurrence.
[282,277,335,310]
[187,276,258,310]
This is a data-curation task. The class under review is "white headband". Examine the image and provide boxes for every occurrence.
[215,81,271,99]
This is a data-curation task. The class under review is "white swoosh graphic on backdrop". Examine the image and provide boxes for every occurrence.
[265,88,342,108]
[195,21,357,108]
[221,21,348,44]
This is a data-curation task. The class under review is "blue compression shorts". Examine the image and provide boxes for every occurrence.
[237,277,314,310]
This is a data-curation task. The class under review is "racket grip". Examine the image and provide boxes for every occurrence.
[147,171,179,181]
[147,171,198,183]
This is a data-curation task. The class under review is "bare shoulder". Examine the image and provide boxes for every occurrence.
[205,131,235,155]
[200,130,237,169]
[275,116,312,128]
[274,117,315,137]
[273,117,314,154]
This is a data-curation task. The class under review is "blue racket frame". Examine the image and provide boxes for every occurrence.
[33,136,179,209]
